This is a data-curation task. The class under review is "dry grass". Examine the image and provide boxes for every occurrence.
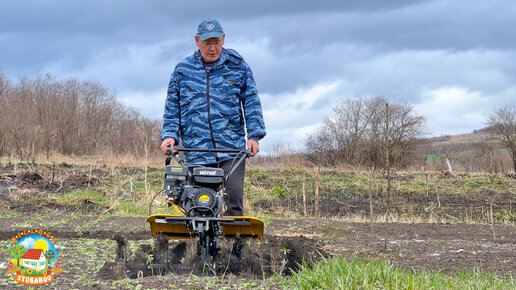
[1,151,165,167]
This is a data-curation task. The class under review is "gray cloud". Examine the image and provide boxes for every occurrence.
[1,0,515,152]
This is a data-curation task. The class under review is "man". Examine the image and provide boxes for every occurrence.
[160,19,266,216]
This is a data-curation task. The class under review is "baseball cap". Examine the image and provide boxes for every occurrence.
[197,19,224,41]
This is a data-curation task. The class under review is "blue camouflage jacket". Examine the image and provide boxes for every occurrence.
[161,48,266,164]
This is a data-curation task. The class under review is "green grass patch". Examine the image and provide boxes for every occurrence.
[494,210,516,223]
[0,211,21,218]
[117,201,148,216]
[250,170,270,181]
[45,213,81,227]
[76,213,112,231]
[425,154,442,164]
[462,177,490,191]
[54,189,110,207]
[253,213,274,228]
[271,186,287,197]
[284,257,516,289]
[13,212,54,227]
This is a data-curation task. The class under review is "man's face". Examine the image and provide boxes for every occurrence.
[196,35,225,63]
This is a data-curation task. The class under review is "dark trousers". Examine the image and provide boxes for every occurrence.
[206,158,245,216]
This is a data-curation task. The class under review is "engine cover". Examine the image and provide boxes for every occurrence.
[181,186,222,217]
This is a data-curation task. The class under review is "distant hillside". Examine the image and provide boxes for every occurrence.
[253,126,512,173]
[417,127,511,173]
[420,126,494,145]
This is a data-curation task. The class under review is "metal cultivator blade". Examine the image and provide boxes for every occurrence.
[146,214,264,270]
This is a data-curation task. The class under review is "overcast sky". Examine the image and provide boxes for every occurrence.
[1,0,515,153]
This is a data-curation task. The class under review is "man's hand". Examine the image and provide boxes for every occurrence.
[247,139,259,157]
[160,138,175,155]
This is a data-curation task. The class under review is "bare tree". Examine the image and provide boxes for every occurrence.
[306,96,426,169]
[487,105,516,171]
[78,81,117,155]
[6,76,38,160]
[57,79,81,155]
[306,120,340,167]
[0,71,10,157]
[474,140,503,173]
[31,74,60,159]
[327,98,370,166]
[370,97,426,169]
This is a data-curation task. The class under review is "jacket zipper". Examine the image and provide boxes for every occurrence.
[205,67,219,163]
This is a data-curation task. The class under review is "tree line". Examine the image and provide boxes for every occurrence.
[305,96,516,172]
[0,71,161,161]
[2,69,514,172]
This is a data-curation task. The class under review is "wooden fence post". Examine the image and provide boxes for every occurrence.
[315,166,320,223]
[302,172,307,217]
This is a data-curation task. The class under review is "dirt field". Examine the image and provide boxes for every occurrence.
[1,163,515,288]
[1,212,515,289]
